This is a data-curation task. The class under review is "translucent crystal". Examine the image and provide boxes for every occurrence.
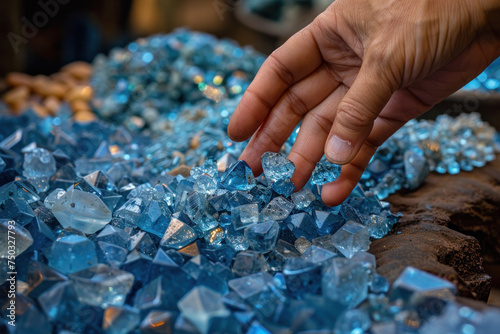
[0,157,5,172]
[331,221,371,258]
[139,310,175,333]
[0,219,33,258]
[160,217,197,249]
[22,148,56,192]
[191,158,218,178]
[285,213,319,240]
[322,258,370,308]
[244,220,279,252]
[49,234,97,274]
[404,149,430,190]
[291,188,316,210]
[261,152,295,182]
[135,201,170,237]
[26,261,67,298]
[312,210,345,235]
[178,286,230,334]
[282,258,322,297]
[69,264,134,308]
[193,174,217,195]
[301,245,337,264]
[271,178,295,197]
[232,251,270,276]
[219,161,256,191]
[97,242,128,267]
[232,203,259,230]
[261,196,294,221]
[44,188,66,210]
[311,161,341,185]
[51,189,112,234]
[334,309,371,334]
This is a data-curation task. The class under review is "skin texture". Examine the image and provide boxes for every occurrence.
[228,0,500,206]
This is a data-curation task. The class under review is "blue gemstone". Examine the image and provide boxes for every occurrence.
[219,161,256,191]
[311,162,341,185]
[261,152,295,182]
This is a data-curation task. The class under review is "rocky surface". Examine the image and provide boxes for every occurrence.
[370,156,500,301]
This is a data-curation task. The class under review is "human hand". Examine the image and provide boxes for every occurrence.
[228,0,500,206]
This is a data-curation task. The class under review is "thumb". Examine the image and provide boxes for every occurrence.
[325,61,396,164]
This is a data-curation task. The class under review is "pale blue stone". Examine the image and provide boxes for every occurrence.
[334,309,371,334]
[23,148,56,192]
[331,221,371,258]
[232,251,269,276]
[135,201,170,237]
[139,310,174,333]
[301,245,337,264]
[232,203,259,230]
[404,150,430,190]
[261,152,295,182]
[49,234,97,274]
[291,188,316,210]
[271,179,295,197]
[220,161,256,191]
[178,286,230,334]
[44,188,66,210]
[160,217,197,249]
[311,162,341,185]
[51,189,112,234]
[102,305,140,334]
[244,220,279,252]
[194,174,218,195]
[261,196,294,221]
[69,264,134,308]
[97,241,128,267]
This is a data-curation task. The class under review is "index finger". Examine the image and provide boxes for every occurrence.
[228,25,323,142]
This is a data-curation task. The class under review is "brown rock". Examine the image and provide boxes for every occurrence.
[371,157,500,301]
[61,61,93,80]
[6,72,33,88]
[169,165,192,177]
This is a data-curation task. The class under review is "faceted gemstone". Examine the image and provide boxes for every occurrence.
[83,170,117,192]
[0,197,36,226]
[370,273,390,294]
[184,192,208,222]
[301,245,337,265]
[97,241,128,267]
[114,198,146,224]
[191,158,218,178]
[231,203,259,230]
[219,161,256,191]
[228,272,275,301]
[294,237,312,254]
[291,188,316,210]
[120,251,153,287]
[232,251,269,276]
[23,148,57,192]
[13,294,53,334]
[96,225,129,248]
[311,162,341,185]
[390,267,456,304]
[160,218,197,249]
[178,286,229,333]
[282,258,322,297]
[340,204,364,226]
[49,234,97,274]
[135,201,171,237]
[194,174,218,195]
[0,180,40,205]
[51,189,112,234]
[322,258,371,309]
[244,220,279,252]
[261,152,295,182]
[44,188,66,209]
[331,221,371,258]
[139,310,174,334]
[129,231,157,257]
[271,179,295,197]
[261,196,294,221]
[69,264,134,308]
[312,210,345,235]
[102,305,140,334]
[0,219,33,257]
[284,213,319,240]
[404,150,430,190]
[217,153,238,173]
[365,214,391,239]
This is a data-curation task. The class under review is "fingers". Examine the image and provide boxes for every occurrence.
[239,63,341,174]
[324,60,396,165]
[228,26,323,142]
[288,85,348,189]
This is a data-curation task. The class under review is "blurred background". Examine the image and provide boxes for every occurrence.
[0,0,331,79]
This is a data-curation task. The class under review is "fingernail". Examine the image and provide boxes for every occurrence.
[327,135,352,163]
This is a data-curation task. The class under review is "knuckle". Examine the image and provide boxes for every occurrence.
[282,89,309,118]
[267,53,295,87]
[308,112,333,136]
[336,99,375,131]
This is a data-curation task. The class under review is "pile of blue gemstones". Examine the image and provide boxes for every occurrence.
[0,30,499,334]
[462,57,500,92]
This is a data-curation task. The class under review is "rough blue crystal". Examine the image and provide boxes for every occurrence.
[51,188,112,234]
[232,203,259,230]
[331,221,371,258]
[219,161,256,191]
[311,162,341,185]
[48,234,97,274]
[271,178,295,197]
[233,251,269,277]
[244,220,279,252]
[193,174,218,195]
[282,257,322,297]
[291,188,316,210]
[404,149,430,190]
[178,286,230,334]
[334,309,371,334]
[160,218,197,249]
[284,213,319,240]
[261,152,295,182]
[139,310,175,333]
[312,210,345,235]
[23,148,56,192]
[102,305,140,334]
[0,219,33,257]
[261,196,294,221]
[69,264,134,307]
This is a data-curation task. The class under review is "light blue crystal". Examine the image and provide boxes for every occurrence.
[311,162,341,185]
[271,178,295,197]
[261,152,295,182]
[139,310,174,333]
[232,203,259,230]
[301,245,337,264]
[191,158,218,178]
[232,251,269,276]
[312,210,345,235]
[97,241,128,267]
[51,189,112,234]
[282,257,322,297]
[96,225,129,248]
[135,201,170,237]
[261,196,294,221]
[291,188,316,210]
[244,220,279,252]
[160,217,197,249]
[331,221,371,258]
[0,157,5,172]
[284,213,319,240]
[404,149,430,190]
[322,258,370,308]
[178,286,230,334]
[49,234,97,274]
[69,264,134,308]
[334,309,371,334]
[23,148,56,192]
[44,188,66,210]
[193,174,218,195]
[219,161,256,191]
